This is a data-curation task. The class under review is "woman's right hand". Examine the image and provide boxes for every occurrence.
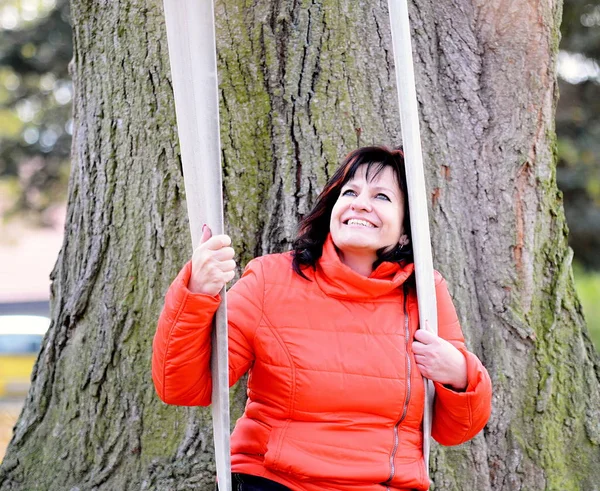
[189,225,236,296]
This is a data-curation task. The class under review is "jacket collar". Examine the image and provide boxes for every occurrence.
[314,234,414,300]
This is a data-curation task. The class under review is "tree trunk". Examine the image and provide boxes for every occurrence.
[1,0,599,490]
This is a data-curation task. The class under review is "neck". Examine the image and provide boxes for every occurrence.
[337,250,376,277]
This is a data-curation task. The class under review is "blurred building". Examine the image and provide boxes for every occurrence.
[0,205,64,310]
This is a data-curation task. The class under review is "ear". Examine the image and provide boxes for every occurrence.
[399,234,410,247]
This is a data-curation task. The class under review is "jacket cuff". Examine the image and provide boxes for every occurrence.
[171,261,221,313]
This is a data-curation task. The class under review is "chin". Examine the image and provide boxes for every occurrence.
[335,239,377,254]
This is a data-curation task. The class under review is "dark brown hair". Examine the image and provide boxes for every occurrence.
[292,145,413,279]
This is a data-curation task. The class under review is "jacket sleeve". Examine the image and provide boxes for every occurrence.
[152,258,264,406]
[430,272,492,446]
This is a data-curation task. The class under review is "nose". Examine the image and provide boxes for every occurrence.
[351,190,372,212]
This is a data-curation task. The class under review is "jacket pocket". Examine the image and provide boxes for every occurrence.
[230,416,270,457]
[262,419,290,472]
[262,420,391,482]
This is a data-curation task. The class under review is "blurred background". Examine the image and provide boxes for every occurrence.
[0,0,598,461]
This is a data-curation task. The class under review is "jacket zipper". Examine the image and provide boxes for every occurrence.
[383,284,412,488]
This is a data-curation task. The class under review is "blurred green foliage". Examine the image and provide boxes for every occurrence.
[573,264,600,353]
[557,1,600,270]
[0,0,71,224]
[561,0,600,61]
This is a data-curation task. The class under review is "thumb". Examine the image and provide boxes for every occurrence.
[200,224,213,244]
[414,328,437,344]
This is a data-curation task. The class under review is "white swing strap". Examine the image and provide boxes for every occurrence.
[387,0,438,480]
[162,1,232,490]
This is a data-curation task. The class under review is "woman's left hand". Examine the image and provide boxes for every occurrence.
[412,329,468,391]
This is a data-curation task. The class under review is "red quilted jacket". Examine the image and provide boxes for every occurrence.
[152,235,492,491]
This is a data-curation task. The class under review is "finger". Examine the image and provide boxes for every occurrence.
[213,246,235,261]
[223,270,235,282]
[414,329,437,344]
[412,341,427,354]
[414,353,427,364]
[204,234,232,251]
[414,361,430,378]
[218,259,237,272]
[200,224,213,244]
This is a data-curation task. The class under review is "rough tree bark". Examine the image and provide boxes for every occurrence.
[1,0,599,490]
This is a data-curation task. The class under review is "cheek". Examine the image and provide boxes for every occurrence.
[394,202,405,230]
[395,210,404,230]
[330,200,344,224]
[329,201,347,242]
[386,208,404,237]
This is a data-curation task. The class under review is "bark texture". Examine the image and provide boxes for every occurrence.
[1,0,599,490]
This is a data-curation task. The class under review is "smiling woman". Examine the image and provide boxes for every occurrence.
[152,145,492,491]
[293,146,413,278]
[330,165,406,276]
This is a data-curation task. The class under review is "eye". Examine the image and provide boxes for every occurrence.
[342,189,357,197]
[376,193,391,201]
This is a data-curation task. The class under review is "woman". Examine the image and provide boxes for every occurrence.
[152,146,492,491]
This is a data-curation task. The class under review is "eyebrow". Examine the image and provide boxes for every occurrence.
[342,181,399,198]
[371,185,398,196]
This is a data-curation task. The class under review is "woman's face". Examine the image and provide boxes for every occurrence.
[330,164,405,264]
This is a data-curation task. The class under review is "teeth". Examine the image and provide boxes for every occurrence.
[347,219,375,228]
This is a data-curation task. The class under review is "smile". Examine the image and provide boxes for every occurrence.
[345,219,376,228]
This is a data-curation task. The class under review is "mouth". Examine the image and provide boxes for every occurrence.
[344,218,376,228]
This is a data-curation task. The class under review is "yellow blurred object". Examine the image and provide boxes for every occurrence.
[0,316,49,398]
[0,355,37,397]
